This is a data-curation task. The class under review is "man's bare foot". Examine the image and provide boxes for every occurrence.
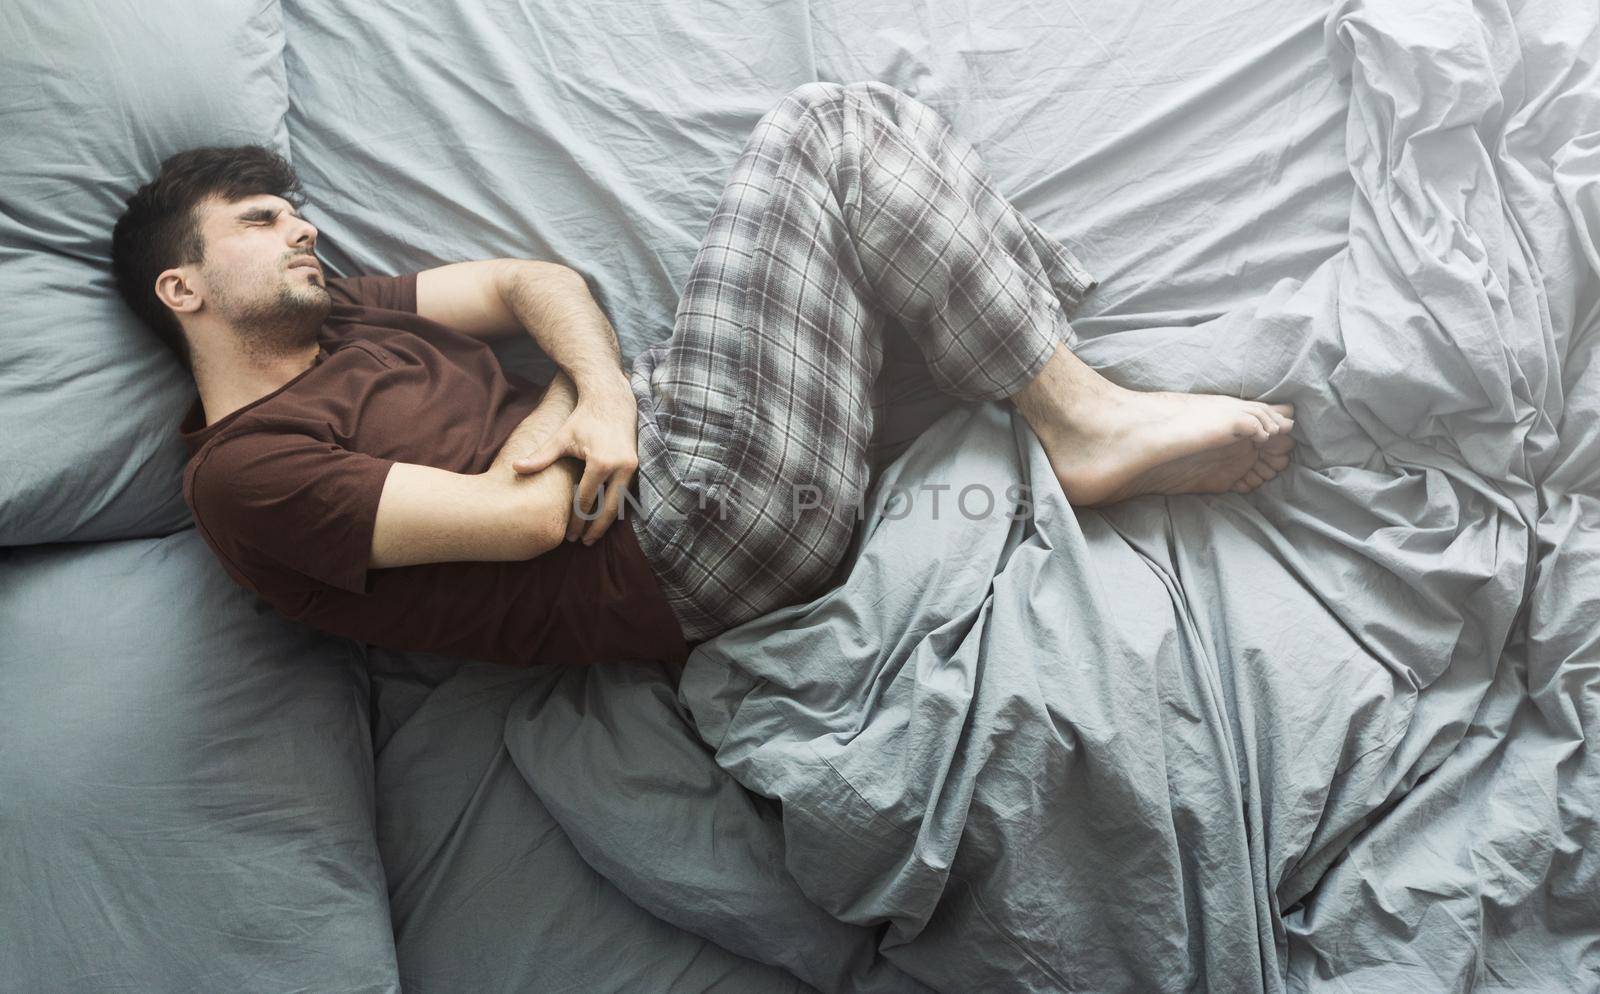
[1011,343,1296,507]
[1032,391,1296,506]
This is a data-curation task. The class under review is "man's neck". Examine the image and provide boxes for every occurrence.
[192,340,322,427]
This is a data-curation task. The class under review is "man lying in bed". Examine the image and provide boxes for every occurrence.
[110,83,1295,669]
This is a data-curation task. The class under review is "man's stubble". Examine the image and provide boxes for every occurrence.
[208,262,332,363]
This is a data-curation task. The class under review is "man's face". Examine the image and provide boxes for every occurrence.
[170,193,332,358]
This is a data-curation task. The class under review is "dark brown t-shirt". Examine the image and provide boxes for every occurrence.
[179,271,689,668]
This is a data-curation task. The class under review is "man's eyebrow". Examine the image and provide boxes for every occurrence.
[235,204,306,222]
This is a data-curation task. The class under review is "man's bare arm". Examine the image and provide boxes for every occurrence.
[414,258,571,341]
[416,259,622,386]
[368,372,582,570]
[416,258,637,544]
[496,264,624,390]
[487,371,580,479]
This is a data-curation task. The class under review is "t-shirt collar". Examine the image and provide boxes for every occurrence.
[178,338,335,458]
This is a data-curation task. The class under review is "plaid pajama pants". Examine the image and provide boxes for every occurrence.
[628,80,1098,645]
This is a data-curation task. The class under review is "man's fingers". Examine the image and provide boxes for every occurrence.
[568,464,605,541]
[513,434,567,475]
[614,464,633,509]
[582,473,627,545]
[511,448,550,475]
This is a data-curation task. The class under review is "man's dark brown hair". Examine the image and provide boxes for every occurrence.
[111,145,306,371]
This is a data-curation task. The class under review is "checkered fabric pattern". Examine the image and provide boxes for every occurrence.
[628,80,1098,644]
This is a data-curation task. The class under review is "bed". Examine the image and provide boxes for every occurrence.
[3,0,1596,991]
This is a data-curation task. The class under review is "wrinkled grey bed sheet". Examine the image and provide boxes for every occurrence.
[347,0,1599,990]
[4,0,1595,989]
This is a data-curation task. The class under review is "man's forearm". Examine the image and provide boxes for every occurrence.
[489,371,580,475]
[486,371,582,545]
[499,263,625,391]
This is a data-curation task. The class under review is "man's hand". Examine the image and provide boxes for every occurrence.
[511,370,638,545]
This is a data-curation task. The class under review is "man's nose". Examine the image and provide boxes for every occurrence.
[290,216,318,247]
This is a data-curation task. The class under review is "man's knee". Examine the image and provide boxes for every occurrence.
[782,81,845,115]
[783,80,910,113]
[781,81,931,148]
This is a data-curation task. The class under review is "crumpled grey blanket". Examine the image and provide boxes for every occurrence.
[510,0,1599,989]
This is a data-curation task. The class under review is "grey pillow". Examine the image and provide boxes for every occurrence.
[0,533,399,991]
[0,1,292,544]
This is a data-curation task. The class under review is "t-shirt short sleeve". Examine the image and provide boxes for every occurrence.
[324,272,418,313]
[188,431,397,595]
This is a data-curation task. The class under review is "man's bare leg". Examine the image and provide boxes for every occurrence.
[1010,341,1296,507]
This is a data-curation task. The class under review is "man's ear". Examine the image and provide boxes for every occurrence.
[156,268,202,315]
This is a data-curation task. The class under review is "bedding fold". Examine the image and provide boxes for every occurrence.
[511,0,1597,990]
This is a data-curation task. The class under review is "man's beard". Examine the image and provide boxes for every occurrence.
[215,271,333,361]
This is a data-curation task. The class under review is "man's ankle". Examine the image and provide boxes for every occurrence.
[1010,340,1122,433]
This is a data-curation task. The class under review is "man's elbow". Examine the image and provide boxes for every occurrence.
[506,468,576,560]
[521,506,566,560]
